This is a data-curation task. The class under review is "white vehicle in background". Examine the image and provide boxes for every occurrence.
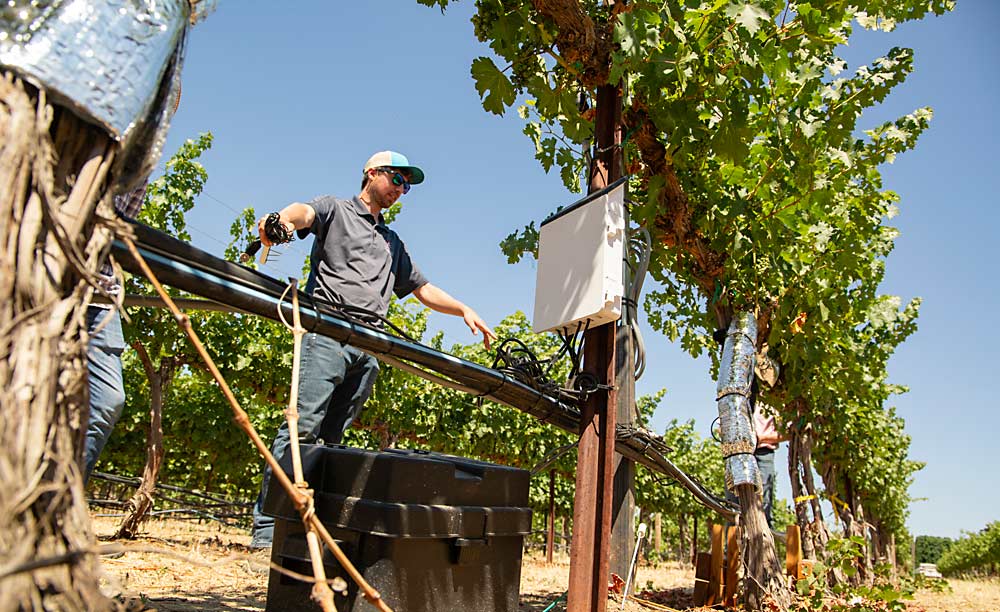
[917,563,943,578]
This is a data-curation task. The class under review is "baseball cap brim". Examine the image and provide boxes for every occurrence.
[363,150,425,184]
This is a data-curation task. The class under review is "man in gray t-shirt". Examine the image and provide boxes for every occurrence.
[250,150,495,547]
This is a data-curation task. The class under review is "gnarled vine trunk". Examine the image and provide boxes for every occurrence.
[0,73,118,610]
[821,465,872,587]
[788,422,823,559]
[114,342,175,539]
[787,427,815,559]
[798,431,831,553]
[737,484,787,608]
[870,518,897,574]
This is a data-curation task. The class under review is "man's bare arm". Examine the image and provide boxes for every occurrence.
[412,283,496,350]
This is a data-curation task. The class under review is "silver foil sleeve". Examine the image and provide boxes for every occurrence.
[0,0,189,143]
[716,310,761,493]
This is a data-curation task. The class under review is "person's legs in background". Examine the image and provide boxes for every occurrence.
[83,306,127,483]
[755,448,777,528]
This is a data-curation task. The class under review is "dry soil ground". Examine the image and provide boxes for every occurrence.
[91,516,1000,611]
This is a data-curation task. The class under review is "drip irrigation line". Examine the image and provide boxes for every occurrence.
[90,471,252,507]
[94,508,249,524]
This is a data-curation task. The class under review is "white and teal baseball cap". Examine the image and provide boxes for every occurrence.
[362,150,425,184]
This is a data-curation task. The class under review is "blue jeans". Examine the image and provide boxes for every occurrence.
[756,448,776,527]
[84,306,127,482]
[251,333,380,546]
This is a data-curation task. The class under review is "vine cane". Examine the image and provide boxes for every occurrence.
[277,279,336,610]
[121,236,392,612]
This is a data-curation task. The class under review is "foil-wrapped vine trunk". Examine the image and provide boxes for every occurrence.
[716,310,761,494]
[1,1,190,608]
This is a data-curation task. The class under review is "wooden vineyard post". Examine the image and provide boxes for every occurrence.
[654,512,662,556]
[566,322,616,612]
[724,525,741,607]
[786,524,803,577]
[692,515,699,566]
[706,523,725,606]
[692,552,712,606]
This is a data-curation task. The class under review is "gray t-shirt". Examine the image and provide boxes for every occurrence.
[301,195,427,323]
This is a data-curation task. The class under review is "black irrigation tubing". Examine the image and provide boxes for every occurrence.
[91,471,252,508]
[614,428,737,521]
[110,221,737,522]
[88,472,253,526]
[93,294,238,312]
[92,509,249,525]
[148,508,249,521]
[151,494,248,510]
[111,221,583,434]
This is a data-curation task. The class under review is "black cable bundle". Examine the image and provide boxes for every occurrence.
[489,325,607,405]
[262,212,293,245]
[490,337,574,402]
[240,212,294,264]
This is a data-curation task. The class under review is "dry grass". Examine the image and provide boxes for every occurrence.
[515,552,695,611]
[93,516,267,611]
[906,578,1000,612]
[90,516,1000,611]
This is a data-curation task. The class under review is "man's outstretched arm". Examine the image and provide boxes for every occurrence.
[412,283,496,350]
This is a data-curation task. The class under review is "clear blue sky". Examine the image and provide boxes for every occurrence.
[161,1,998,540]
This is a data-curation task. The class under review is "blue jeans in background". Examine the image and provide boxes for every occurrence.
[84,305,127,482]
[756,448,776,526]
[251,333,380,548]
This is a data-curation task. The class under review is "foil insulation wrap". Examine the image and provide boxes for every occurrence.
[725,452,760,494]
[0,0,188,142]
[717,311,756,400]
[716,311,761,492]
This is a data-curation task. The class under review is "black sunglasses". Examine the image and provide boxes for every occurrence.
[378,168,411,194]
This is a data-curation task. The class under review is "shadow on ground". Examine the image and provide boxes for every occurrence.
[124,591,265,612]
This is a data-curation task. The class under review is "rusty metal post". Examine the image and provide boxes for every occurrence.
[567,82,622,612]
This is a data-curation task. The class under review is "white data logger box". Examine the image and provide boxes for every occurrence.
[532,178,627,334]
